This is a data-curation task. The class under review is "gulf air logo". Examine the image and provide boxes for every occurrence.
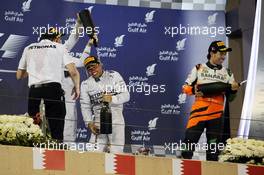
[146,63,157,77]
[114,35,125,47]
[208,13,218,25]
[0,33,28,58]
[145,10,155,23]
[176,38,187,51]
[22,0,33,12]
[178,93,187,104]
[148,117,158,130]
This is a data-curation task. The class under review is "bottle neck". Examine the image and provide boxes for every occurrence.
[103,101,109,106]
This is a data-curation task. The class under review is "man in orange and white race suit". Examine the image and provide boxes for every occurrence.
[181,41,240,161]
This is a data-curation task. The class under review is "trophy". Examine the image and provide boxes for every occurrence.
[78,9,98,47]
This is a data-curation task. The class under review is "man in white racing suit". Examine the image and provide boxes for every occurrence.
[182,40,240,160]
[80,55,130,153]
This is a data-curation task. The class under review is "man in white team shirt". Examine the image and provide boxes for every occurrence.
[80,55,130,153]
[16,28,80,141]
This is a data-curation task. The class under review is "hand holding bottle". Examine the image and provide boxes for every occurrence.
[88,122,99,135]
[102,93,112,103]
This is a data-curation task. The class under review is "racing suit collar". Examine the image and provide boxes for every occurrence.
[94,70,104,82]
[206,61,222,70]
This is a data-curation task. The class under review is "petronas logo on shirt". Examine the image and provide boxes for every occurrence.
[28,45,56,50]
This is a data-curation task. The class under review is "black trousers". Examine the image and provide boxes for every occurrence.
[28,82,66,141]
[181,117,223,161]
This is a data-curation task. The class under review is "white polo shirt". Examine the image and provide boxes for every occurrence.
[18,39,73,87]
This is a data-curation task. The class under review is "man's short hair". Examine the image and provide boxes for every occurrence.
[40,27,65,41]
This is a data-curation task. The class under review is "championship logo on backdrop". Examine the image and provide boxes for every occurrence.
[0,34,29,59]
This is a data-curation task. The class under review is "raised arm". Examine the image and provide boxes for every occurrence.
[64,15,83,51]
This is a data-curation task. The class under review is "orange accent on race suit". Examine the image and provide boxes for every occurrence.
[182,85,193,95]
[186,95,224,129]
[183,62,235,129]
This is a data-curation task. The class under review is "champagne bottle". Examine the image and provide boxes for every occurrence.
[197,82,231,95]
[100,102,112,134]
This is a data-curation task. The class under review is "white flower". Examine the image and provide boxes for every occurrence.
[219,137,264,165]
[0,114,45,145]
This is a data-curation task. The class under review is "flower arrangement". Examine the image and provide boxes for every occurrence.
[219,137,264,165]
[135,146,151,156]
[0,114,46,146]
